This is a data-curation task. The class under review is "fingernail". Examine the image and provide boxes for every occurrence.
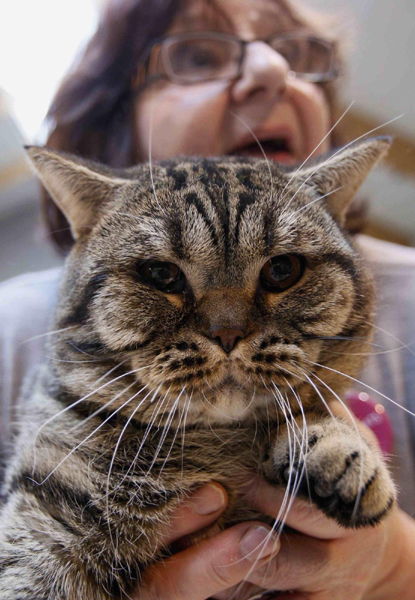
[240,526,280,560]
[190,483,227,515]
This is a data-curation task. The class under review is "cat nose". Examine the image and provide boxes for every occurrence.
[208,327,247,353]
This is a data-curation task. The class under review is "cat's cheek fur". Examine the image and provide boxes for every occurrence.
[91,276,183,352]
[264,268,357,338]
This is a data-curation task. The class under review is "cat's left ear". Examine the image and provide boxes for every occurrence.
[25,146,129,240]
[292,136,392,225]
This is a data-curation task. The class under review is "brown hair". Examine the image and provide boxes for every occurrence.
[42,0,344,254]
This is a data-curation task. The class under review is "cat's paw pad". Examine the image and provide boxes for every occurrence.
[264,419,396,528]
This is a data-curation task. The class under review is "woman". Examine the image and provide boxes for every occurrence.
[1,0,415,598]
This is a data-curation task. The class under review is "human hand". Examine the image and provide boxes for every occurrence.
[213,399,415,600]
[134,482,280,600]
[135,478,415,600]
[135,401,415,600]
[225,476,399,600]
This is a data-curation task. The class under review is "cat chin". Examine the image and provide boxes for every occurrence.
[199,386,258,423]
[186,384,275,424]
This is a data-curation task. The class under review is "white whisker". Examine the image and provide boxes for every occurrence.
[318,342,415,359]
[33,389,142,485]
[69,380,138,433]
[289,185,345,216]
[42,356,103,364]
[148,100,167,216]
[95,359,130,385]
[105,384,155,547]
[232,378,298,594]
[33,366,151,444]
[303,366,366,521]
[371,323,415,358]
[159,388,189,476]
[180,391,193,477]
[280,100,356,197]
[282,113,404,215]
[226,109,274,203]
[304,358,415,419]
[127,401,181,503]
[67,341,100,358]
[20,326,76,345]
[145,387,186,479]
[284,384,310,497]
[109,384,172,501]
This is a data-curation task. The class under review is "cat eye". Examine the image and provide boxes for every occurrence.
[260,254,305,292]
[137,260,186,293]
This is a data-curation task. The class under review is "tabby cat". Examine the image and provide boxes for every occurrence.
[0,138,395,599]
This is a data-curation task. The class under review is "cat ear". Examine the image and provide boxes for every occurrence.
[292,137,392,224]
[25,146,129,239]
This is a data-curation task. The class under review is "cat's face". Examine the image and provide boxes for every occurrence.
[28,140,389,425]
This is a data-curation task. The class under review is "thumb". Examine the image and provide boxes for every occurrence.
[137,522,280,600]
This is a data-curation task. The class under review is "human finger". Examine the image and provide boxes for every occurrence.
[246,524,382,594]
[270,592,308,600]
[246,478,348,539]
[158,482,228,547]
[246,530,329,591]
[274,592,356,600]
[138,521,280,600]
[211,582,263,600]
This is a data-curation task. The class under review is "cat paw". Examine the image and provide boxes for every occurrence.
[263,417,396,528]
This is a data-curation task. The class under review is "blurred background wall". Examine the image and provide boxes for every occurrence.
[313,0,415,245]
[0,0,414,283]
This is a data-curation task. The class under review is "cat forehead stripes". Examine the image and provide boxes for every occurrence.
[133,159,288,265]
[26,138,391,249]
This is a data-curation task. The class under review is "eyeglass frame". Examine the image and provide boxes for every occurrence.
[142,30,341,86]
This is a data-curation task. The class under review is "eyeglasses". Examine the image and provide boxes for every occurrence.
[144,31,339,86]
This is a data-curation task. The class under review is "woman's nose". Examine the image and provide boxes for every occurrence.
[230,41,290,104]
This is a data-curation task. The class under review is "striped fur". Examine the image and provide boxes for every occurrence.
[0,139,395,598]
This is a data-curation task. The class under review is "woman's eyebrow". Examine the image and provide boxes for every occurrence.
[170,4,234,32]
[178,13,205,27]
[169,4,301,37]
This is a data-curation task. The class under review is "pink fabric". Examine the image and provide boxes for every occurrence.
[346,392,394,455]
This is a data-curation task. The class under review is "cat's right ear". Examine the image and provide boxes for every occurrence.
[289,137,392,226]
[25,146,129,240]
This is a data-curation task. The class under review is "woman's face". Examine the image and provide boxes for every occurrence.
[135,0,332,165]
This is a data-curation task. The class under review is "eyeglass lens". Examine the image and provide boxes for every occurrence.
[162,34,334,84]
[163,37,241,83]
[270,36,333,79]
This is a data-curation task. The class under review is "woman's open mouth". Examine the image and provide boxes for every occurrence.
[230,135,297,165]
